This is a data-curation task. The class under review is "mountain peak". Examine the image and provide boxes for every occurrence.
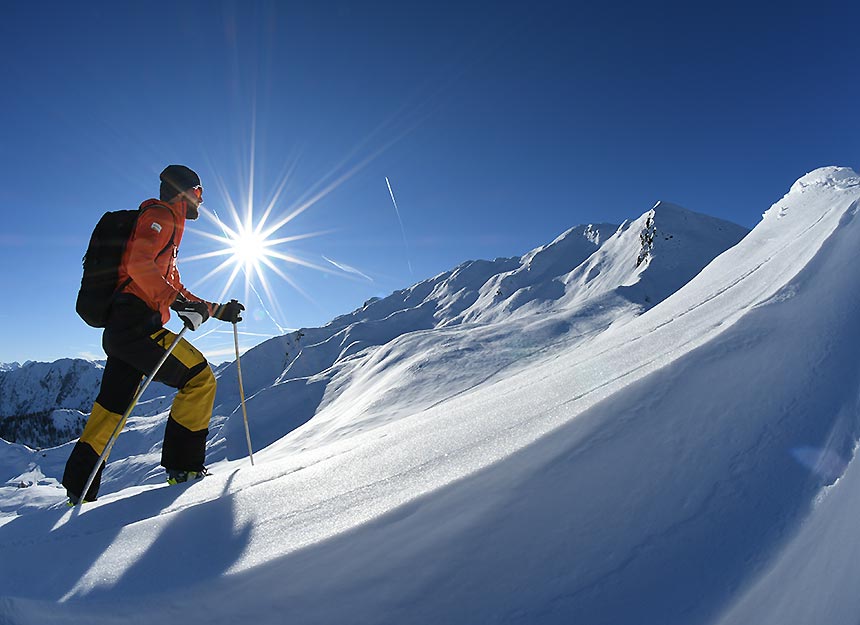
[651,199,690,213]
[649,200,744,230]
[622,201,749,304]
[789,166,860,194]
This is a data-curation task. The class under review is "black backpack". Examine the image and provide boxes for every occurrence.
[75,207,174,328]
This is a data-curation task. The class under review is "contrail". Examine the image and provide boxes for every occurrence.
[385,176,414,277]
[323,255,374,282]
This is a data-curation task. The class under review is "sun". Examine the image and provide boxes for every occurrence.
[180,167,340,334]
[186,206,325,329]
[179,122,390,337]
[228,226,269,270]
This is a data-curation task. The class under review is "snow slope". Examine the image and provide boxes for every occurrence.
[0,359,189,449]
[3,167,859,624]
[210,205,745,459]
[0,359,103,417]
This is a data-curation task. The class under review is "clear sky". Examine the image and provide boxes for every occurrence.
[1,1,858,364]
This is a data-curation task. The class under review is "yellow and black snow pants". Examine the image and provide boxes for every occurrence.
[63,295,216,501]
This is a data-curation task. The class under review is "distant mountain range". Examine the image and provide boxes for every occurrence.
[0,359,172,448]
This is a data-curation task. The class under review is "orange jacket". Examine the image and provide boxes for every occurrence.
[118,199,211,325]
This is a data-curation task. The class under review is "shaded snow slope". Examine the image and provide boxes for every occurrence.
[7,168,860,624]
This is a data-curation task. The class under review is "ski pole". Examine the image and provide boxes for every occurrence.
[76,326,189,507]
[233,321,255,466]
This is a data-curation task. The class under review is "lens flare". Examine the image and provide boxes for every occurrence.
[790,446,849,482]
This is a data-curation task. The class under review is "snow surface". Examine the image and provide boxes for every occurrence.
[2,167,859,624]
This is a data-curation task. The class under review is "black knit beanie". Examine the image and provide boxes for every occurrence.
[159,165,201,201]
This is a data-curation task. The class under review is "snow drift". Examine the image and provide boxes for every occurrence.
[2,167,860,625]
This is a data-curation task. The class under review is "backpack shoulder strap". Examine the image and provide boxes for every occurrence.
[117,204,178,295]
[138,202,177,259]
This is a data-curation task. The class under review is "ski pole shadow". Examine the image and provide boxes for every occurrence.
[92,468,252,599]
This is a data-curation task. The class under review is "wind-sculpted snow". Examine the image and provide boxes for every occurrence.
[8,168,860,625]
[789,165,860,193]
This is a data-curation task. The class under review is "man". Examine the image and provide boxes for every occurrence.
[63,165,244,504]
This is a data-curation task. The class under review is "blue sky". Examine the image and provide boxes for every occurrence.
[1,1,858,364]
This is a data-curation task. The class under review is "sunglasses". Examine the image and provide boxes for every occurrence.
[190,185,203,202]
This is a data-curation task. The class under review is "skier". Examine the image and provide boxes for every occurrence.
[63,165,245,504]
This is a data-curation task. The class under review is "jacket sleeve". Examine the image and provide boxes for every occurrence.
[171,265,216,314]
[125,207,181,306]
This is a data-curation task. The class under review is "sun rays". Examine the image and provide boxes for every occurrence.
[184,192,334,331]
[180,145,370,337]
[177,93,428,344]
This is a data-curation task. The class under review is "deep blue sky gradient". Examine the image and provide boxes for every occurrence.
[2,1,858,363]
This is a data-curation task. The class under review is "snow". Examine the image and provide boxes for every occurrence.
[789,164,860,194]
[0,360,176,424]
[0,359,104,417]
[2,166,859,624]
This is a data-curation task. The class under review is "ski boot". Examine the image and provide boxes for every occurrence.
[66,490,92,507]
[166,467,210,485]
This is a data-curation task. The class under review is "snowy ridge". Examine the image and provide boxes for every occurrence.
[209,206,744,458]
[789,165,860,194]
[213,206,742,403]
[0,359,176,448]
[0,359,103,417]
[6,168,860,624]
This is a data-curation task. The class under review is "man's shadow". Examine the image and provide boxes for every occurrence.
[0,470,249,604]
[88,469,252,598]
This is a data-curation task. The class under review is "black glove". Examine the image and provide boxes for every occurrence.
[212,299,245,323]
[170,296,210,331]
